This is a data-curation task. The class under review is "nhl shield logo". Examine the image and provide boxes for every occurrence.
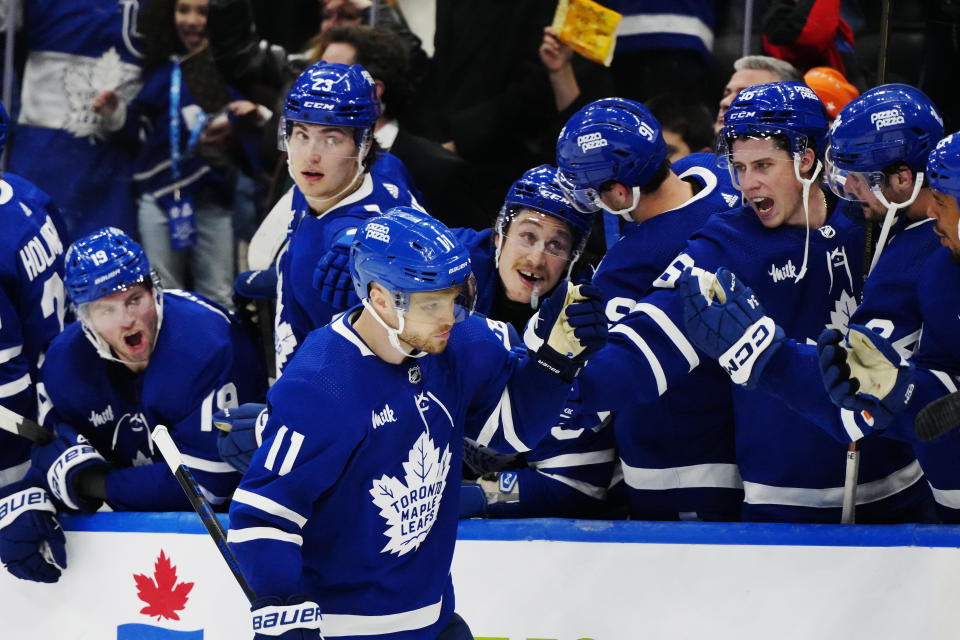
[408,365,421,384]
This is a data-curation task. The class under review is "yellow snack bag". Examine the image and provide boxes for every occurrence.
[551,0,622,67]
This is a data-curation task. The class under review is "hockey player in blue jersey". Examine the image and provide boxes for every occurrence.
[555,96,742,521]
[274,61,422,375]
[685,85,944,522]
[223,167,616,519]
[817,130,960,521]
[570,81,928,523]
[0,101,72,584]
[227,207,606,640]
[25,227,266,518]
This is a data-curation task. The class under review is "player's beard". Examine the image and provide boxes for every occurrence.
[399,328,451,355]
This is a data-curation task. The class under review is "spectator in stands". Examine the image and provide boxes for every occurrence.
[645,94,716,161]
[803,66,859,119]
[714,55,801,134]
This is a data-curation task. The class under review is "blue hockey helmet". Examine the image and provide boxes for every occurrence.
[497,164,595,261]
[556,97,667,216]
[928,132,960,199]
[827,84,943,174]
[351,206,476,315]
[717,81,830,167]
[280,61,380,150]
[65,227,153,306]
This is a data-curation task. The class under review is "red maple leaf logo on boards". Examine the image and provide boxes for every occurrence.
[133,550,195,621]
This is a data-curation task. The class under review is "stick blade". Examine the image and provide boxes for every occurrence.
[915,391,960,442]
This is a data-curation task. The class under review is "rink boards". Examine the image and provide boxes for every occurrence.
[1,514,958,639]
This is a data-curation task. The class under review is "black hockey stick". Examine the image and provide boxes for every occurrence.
[915,391,960,442]
[151,425,256,603]
[0,404,55,445]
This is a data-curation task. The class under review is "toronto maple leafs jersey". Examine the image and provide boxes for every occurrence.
[38,291,266,510]
[578,194,929,522]
[9,0,145,241]
[875,247,960,522]
[756,216,941,444]
[229,310,570,640]
[589,153,741,520]
[274,178,420,374]
[0,175,68,489]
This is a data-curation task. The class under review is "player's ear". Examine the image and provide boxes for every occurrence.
[799,147,816,175]
[368,283,389,311]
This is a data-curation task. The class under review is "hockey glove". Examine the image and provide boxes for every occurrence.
[0,485,67,583]
[313,228,359,311]
[525,281,607,383]
[251,594,322,639]
[30,426,110,513]
[214,403,269,474]
[679,266,784,388]
[817,325,916,430]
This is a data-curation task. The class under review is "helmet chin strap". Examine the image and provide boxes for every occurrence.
[868,173,924,274]
[791,155,824,283]
[600,185,641,221]
[362,298,427,359]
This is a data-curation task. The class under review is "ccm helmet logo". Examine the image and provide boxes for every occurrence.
[365,223,391,243]
[577,132,608,152]
[871,108,905,129]
[728,111,755,120]
[302,101,334,110]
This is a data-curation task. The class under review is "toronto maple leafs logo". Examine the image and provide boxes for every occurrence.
[133,550,194,621]
[63,47,141,140]
[369,431,451,556]
[826,289,857,334]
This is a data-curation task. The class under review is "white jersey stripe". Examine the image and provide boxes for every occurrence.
[264,425,288,471]
[535,470,608,500]
[0,373,30,398]
[323,596,443,637]
[610,324,667,395]
[533,449,617,469]
[928,483,960,510]
[332,315,375,357]
[0,345,23,366]
[743,460,923,508]
[475,388,530,452]
[232,488,308,528]
[227,526,303,546]
[621,461,743,490]
[180,453,237,474]
[0,460,31,487]
[632,302,699,370]
[929,369,959,393]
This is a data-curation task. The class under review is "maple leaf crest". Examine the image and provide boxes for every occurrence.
[133,550,194,621]
[370,431,451,556]
[826,289,857,334]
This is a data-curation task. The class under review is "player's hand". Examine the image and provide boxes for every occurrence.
[817,325,915,430]
[526,281,607,382]
[313,228,359,311]
[679,266,784,388]
[30,427,109,513]
[215,403,269,474]
[0,485,67,583]
[91,89,118,116]
[251,594,322,639]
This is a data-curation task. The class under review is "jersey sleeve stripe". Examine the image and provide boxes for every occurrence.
[277,430,304,476]
[929,369,959,393]
[0,345,24,365]
[232,488,308,528]
[622,461,743,490]
[532,449,617,469]
[322,596,444,637]
[534,470,608,500]
[227,526,303,546]
[0,373,30,398]
[180,452,237,474]
[609,325,667,395]
[839,409,865,442]
[264,425,289,470]
[928,484,960,510]
[631,302,699,370]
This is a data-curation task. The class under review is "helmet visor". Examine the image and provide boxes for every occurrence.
[278,116,366,158]
[400,275,477,325]
[825,147,886,202]
[556,170,603,214]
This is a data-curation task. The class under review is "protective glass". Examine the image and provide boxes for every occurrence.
[556,170,603,214]
[398,275,478,325]
[824,147,886,202]
[277,116,364,158]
